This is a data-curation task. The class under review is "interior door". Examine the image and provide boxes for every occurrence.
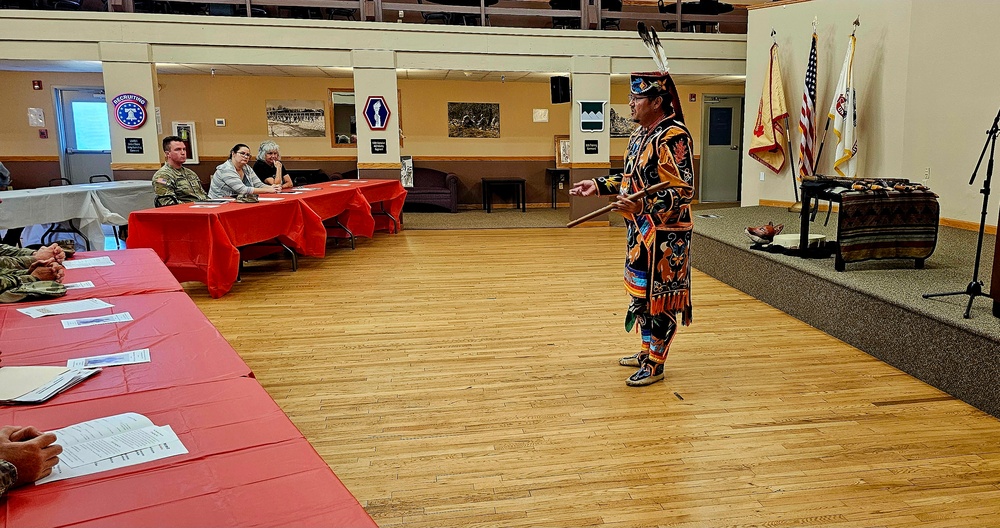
[56,87,113,184]
[699,95,743,202]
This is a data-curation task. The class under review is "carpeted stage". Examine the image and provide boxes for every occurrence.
[692,205,1000,418]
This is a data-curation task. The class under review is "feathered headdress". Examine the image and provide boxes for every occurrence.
[632,22,685,122]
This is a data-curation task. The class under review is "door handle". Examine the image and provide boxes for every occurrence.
[730,145,739,150]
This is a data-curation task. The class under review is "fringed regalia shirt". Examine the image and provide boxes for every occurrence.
[593,115,695,325]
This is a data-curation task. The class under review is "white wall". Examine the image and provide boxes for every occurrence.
[902,0,1000,227]
[746,0,1000,227]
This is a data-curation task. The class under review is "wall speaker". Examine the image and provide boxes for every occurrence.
[550,76,571,104]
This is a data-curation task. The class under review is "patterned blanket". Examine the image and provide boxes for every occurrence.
[837,189,939,264]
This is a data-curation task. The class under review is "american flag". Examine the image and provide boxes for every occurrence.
[797,32,818,179]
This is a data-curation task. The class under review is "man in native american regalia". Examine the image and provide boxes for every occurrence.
[570,70,695,387]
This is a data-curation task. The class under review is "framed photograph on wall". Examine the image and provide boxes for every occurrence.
[609,104,635,138]
[171,121,198,164]
[554,135,571,169]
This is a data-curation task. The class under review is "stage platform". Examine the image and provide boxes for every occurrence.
[691,205,1000,417]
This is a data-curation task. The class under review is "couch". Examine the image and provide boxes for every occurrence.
[341,167,459,213]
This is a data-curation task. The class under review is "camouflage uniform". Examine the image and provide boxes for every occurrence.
[0,243,33,270]
[153,163,208,203]
[0,460,15,497]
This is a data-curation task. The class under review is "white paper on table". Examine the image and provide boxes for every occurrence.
[190,205,221,208]
[68,348,150,369]
[353,180,368,183]
[279,191,303,195]
[36,415,187,485]
[64,281,95,290]
[16,298,114,318]
[0,366,68,401]
[59,425,176,468]
[8,368,100,403]
[61,312,133,329]
[293,187,320,191]
[256,197,283,201]
[330,184,351,187]
[38,437,188,485]
[62,257,115,270]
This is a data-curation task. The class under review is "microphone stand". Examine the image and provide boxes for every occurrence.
[922,107,1000,319]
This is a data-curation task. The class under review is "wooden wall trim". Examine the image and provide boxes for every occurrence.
[942,217,997,235]
[747,0,811,10]
[3,156,60,162]
[111,163,161,170]
[572,162,612,169]
[357,162,401,169]
[416,156,553,162]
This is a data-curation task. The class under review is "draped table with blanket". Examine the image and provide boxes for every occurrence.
[799,176,939,271]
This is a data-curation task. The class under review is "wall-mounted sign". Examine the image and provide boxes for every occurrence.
[370,138,387,154]
[579,101,606,132]
[363,96,390,131]
[124,137,144,154]
[584,140,598,154]
[113,93,148,130]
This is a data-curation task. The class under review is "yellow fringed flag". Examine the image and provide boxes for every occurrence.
[749,43,789,174]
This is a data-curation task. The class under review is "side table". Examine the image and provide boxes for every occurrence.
[545,168,569,209]
[481,177,526,213]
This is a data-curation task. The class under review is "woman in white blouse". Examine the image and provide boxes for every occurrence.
[208,143,281,198]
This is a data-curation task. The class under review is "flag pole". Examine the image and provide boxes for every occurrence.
[784,115,801,211]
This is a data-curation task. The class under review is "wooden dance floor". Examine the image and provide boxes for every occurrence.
[190,227,1000,527]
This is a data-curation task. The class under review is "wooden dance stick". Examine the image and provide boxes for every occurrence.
[566,181,673,228]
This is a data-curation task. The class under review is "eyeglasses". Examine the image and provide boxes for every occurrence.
[236,151,252,157]
[628,94,651,102]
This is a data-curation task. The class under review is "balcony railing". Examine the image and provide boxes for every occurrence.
[9,0,747,33]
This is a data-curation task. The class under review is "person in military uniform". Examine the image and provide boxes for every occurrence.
[0,242,64,269]
[153,136,208,204]
[0,425,62,497]
[570,70,695,387]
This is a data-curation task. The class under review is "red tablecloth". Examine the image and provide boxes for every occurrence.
[287,186,375,239]
[127,199,327,298]
[0,292,251,404]
[14,249,182,307]
[0,378,376,528]
[339,180,407,233]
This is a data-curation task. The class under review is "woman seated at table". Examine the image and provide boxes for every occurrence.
[208,144,281,198]
[252,141,293,190]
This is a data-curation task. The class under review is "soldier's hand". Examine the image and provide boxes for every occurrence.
[33,244,65,263]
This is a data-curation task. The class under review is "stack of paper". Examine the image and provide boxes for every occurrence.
[0,366,101,404]
[37,413,188,485]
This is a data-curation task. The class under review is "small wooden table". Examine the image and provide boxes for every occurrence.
[482,177,526,213]
[546,168,569,209]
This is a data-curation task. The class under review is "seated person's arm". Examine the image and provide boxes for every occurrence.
[0,426,62,496]
[246,170,280,194]
[272,161,293,189]
[0,244,33,259]
[0,255,32,270]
